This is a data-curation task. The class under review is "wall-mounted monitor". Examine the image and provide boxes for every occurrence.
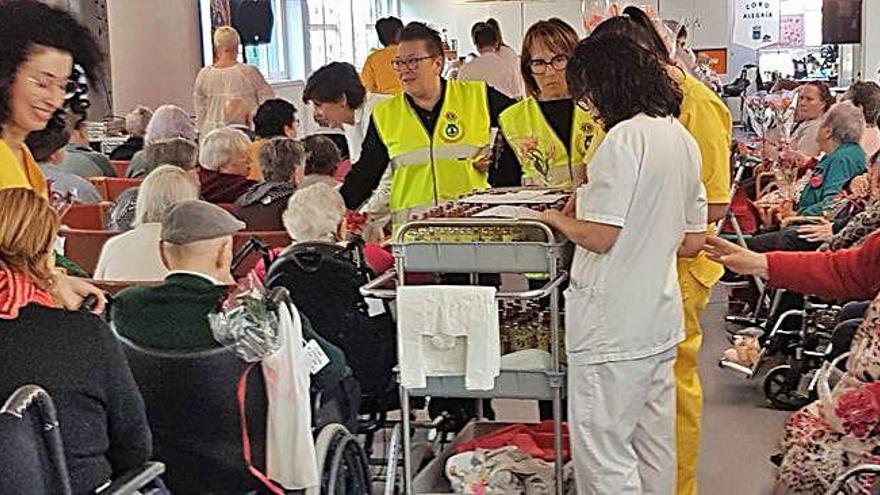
[822,0,861,44]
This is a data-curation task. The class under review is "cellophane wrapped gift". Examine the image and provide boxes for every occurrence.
[209,273,281,362]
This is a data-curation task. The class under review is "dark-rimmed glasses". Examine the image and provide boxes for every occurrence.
[529,54,569,75]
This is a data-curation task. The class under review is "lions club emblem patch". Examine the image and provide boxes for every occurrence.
[442,111,463,142]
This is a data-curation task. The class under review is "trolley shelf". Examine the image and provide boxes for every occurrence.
[404,369,565,401]
[393,219,567,273]
[361,270,568,300]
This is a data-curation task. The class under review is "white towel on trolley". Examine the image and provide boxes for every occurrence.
[397,285,500,390]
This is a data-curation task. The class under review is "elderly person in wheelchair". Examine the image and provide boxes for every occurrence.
[749,102,868,254]
[263,183,398,416]
[112,199,361,493]
[707,233,880,493]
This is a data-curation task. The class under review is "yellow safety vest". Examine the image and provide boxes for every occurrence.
[372,80,491,224]
[498,97,600,188]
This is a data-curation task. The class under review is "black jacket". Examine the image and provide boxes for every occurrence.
[0,304,152,494]
[109,136,144,161]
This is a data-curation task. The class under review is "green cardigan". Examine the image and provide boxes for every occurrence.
[111,273,349,388]
[798,142,866,216]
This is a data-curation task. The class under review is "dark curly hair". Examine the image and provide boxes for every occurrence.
[567,36,682,131]
[303,135,341,176]
[303,62,366,110]
[0,0,103,131]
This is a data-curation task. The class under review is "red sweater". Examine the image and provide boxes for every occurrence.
[767,230,880,301]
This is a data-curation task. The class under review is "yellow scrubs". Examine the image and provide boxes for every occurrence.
[674,72,732,495]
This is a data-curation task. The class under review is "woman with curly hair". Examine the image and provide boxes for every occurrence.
[539,35,707,494]
[0,0,107,312]
[0,0,102,194]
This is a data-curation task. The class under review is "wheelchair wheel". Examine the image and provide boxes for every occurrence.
[763,365,812,411]
[314,423,371,495]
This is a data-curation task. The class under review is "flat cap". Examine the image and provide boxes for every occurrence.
[161,199,245,244]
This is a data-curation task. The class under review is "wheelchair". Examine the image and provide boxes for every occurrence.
[264,240,399,452]
[0,384,164,495]
[117,336,371,494]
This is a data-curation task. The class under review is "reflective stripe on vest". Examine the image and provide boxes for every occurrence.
[372,80,491,218]
[498,97,600,188]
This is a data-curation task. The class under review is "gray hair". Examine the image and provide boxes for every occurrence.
[144,104,197,145]
[134,165,200,225]
[259,137,304,183]
[199,127,251,171]
[125,105,153,138]
[139,138,199,176]
[822,101,866,144]
[282,183,345,242]
[213,26,241,52]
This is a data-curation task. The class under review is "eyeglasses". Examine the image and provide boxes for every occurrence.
[27,76,75,100]
[391,55,434,72]
[529,54,569,75]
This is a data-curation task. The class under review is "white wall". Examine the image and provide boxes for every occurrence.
[400,0,590,56]
[863,0,880,81]
[107,0,202,115]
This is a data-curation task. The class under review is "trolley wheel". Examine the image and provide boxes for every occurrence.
[763,365,811,411]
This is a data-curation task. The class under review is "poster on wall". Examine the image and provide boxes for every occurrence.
[733,0,781,49]
[779,14,804,47]
[693,48,729,75]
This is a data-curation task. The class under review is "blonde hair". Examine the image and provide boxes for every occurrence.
[135,165,200,226]
[213,26,241,52]
[0,188,59,285]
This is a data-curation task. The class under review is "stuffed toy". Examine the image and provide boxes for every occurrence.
[723,335,761,367]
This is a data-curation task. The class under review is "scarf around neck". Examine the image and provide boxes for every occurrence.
[0,266,55,320]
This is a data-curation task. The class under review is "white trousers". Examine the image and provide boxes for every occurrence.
[568,348,677,495]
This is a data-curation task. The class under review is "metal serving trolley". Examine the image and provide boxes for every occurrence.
[362,189,571,494]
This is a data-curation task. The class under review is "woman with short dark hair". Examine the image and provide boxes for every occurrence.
[844,81,880,157]
[300,135,342,189]
[540,35,707,494]
[248,98,298,181]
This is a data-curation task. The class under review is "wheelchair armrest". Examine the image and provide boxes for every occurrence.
[101,461,165,495]
[825,463,880,494]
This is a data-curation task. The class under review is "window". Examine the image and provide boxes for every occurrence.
[305,0,391,71]
[200,0,397,82]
